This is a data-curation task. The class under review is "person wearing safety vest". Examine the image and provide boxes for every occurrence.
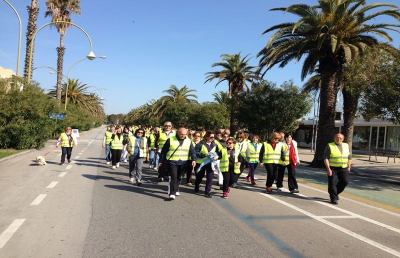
[259,132,285,194]
[233,131,249,186]
[156,121,176,182]
[279,134,300,193]
[217,137,244,199]
[102,125,115,165]
[110,125,124,169]
[275,131,288,190]
[56,127,77,165]
[194,131,218,198]
[160,127,196,200]
[212,129,225,187]
[324,133,352,205]
[121,126,131,163]
[188,131,202,186]
[126,128,148,186]
[148,128,157,169]
[245,134,262,185]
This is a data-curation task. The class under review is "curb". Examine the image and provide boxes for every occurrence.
[0,149,34,163]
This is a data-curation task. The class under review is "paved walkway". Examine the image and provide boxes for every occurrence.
[299,148,400,184]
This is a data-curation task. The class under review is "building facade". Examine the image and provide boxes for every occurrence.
[294,119,400,153]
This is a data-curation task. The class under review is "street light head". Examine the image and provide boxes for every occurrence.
[87,51,96,60]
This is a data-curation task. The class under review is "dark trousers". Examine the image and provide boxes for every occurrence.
[247,163,258,181]
[195,164,213,194]
[328,167,349,201]
[222,170,235,192]
[265,164,279,187]
[111,149,122,166]
[168,162,187,195]
[235,162,247,183]
[281,165,298,191]
[186,164,193,184]
[158,162,167,179]
[61,147,73,163]
[276,165,286,188]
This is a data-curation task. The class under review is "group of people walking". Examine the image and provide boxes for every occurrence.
[100,121,351,204]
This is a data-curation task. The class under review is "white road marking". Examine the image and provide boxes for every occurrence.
[260,193,400,257]
[297,174,400,218]
[281,187,400,235]
[75,155,80,159]
[30,194,47,206]
[66,164,72,170]
[0,219,26,249]
[58,172,67,178]
[316,200,400,235]
[46,181,58,189]
[317,215,357,219]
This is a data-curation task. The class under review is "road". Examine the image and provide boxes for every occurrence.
[0,127,399,258]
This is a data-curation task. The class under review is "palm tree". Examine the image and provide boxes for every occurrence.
[45,0,81,102]
[212,91,230,106]
[161,85,198,103]
[48,79,103,117]
[23,0,39,80]
[205,53,258,132]
[258,0,400,166]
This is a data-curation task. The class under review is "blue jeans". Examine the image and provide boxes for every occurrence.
[149,149,156,166]
[150,151,160,168]
[105,145,111,162]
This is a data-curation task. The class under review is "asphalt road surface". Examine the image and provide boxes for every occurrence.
[0,127,399,258]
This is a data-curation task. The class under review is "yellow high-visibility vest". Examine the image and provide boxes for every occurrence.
[262,142,283,164]
[328,142,350,168]
[60,133,74,147]
[166,136,191,161]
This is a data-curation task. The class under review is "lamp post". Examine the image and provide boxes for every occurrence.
[2,0,22,77]
[64,55,106,111]
[26,21,95,88]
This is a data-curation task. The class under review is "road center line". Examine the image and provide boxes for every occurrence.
[30,194,47,206]
[66,164,72,170]
[46,181,58,189]
[0,219,26,249]
[260,193,400,257]
[317,215,357,219]
[58,172,67,178]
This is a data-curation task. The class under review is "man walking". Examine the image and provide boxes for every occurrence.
[160,126,196,200]
[156,121,176,181]
[324,133,351,205]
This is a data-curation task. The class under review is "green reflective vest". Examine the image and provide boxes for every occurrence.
[166,136,191,161]
[219,147,240,174]
[196,142,216,164]
[279,143,290,166]
[148,133,156,149]
[105,131,113,145]
[111,134,124,150]
[262,142,283,164]
[128,135,148,158]
[60,133,74,148]
[246,142,262,163]
[158,131,175,150]
[328,142,350,168]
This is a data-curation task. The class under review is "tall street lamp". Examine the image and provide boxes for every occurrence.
[26,21,95,88]
[64,55,106,111]
[2,0,22,77]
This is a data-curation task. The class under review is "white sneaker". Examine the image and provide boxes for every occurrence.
[176,192,180,196]
[123,159,128,163]
[154,167,158,171]
[129,177,134,183]
[169,195,175,200]
[106,161,110,165]
[112,166,116,170]
[116,163,120,168]
[149,165,153,169]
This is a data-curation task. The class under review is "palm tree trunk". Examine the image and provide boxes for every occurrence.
[23,0,39,80]
[56,34,65,102]
[229,95,239,134]
[342,86,360,153]
[311,61,339,167]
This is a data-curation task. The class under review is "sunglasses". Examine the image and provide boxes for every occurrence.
[227,142,234,144]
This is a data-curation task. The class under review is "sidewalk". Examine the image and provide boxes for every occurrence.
[299,148,400,185]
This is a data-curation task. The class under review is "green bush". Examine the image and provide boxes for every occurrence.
[0,79,104,149]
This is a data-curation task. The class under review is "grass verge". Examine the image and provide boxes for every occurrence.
[0,149,21,159]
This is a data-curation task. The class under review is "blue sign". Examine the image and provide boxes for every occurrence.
[49,113,65,120]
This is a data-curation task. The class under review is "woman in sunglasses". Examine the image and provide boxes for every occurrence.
[217,137,244,199]
[126,129,148,185]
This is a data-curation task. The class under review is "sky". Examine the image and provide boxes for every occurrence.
[1,0,399,114]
